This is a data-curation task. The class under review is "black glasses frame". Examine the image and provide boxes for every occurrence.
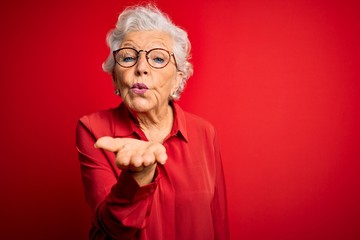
[113,47,178,69]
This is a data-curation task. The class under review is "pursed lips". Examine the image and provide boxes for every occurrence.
[131,83,149,94]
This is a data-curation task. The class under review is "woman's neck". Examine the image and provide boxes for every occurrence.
[132,104,174,143]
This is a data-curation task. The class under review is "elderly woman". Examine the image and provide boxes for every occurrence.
[76,5,229,240]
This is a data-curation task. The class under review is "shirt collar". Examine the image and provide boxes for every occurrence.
[113,102,188,142]
[169,101,188,142]
[113,103,136,138]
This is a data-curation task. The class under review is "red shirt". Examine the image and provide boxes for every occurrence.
[76,102,229,240]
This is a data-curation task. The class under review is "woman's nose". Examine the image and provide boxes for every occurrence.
[135,52,149,75]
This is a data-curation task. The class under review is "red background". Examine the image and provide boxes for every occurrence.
[1,0,359,239]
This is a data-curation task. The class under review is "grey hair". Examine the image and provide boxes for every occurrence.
[102,5,193,100]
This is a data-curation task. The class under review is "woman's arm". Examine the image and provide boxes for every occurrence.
[76,118,160,239]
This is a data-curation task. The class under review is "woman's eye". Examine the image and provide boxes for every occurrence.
[122,56,136,62]
[153,57,165,63]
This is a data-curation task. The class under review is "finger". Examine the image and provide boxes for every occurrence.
[115,155,130,169]
[146,143,167,164]
[156,152,168,164]
[130,154,144,168]
[95,136,122,152]
[153,146,167,164]
[115,150,131,169]
[142,152,156,166]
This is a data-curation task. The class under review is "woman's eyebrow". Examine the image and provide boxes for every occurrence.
[122,42,136,48]
[121,41,168,49]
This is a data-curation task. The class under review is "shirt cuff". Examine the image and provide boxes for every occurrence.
[115,168,159,202]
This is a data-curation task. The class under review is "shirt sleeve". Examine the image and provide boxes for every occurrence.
[211,129,230,240]
[76,117,158,240]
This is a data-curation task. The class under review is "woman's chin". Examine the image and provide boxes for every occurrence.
[125,99,153,113]
[123,94,169,114]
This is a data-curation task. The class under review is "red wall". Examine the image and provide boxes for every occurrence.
[1,0,359,239]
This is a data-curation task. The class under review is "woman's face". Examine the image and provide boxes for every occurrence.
[113,31,182,114]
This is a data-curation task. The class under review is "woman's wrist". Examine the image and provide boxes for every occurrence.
[128,164,157,187]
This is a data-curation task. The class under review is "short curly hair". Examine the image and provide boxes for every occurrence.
[102,4,193,100]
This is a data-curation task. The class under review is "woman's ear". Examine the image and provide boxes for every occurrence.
[174,71,183,91]
[170,72,183,100]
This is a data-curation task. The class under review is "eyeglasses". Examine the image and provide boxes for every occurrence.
[113,47,178,69]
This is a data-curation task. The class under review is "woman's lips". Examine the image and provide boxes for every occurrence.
[131,83,148,94]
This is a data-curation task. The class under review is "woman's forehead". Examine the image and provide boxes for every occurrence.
[122,30,173,49]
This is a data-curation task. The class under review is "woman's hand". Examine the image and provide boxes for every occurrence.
[94,136,167,186]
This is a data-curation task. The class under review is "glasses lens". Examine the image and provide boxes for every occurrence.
[147,49,171,68]
[116,48,138,67]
